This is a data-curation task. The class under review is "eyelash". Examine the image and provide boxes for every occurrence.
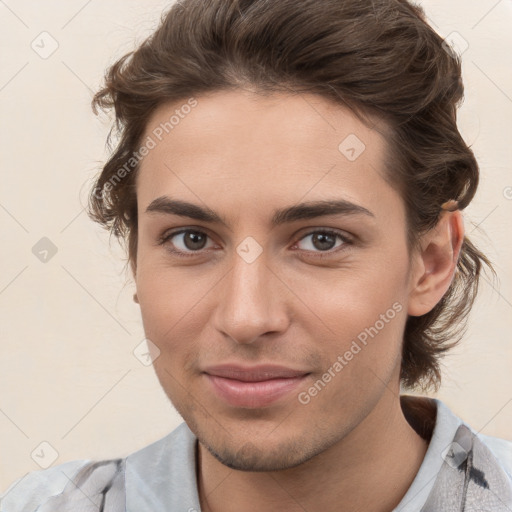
[157,228,354,259]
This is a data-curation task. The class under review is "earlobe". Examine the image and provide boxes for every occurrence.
[407,209,465,317]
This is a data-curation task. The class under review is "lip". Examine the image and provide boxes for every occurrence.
[203,364,310,408]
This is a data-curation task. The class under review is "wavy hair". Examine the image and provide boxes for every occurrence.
[88,0,495,391]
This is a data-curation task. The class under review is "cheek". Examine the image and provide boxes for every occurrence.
[282,250,408,331]
[311,292,406,378]
[290,258,409,379]
[299,297,407,418]
[136,260,210,335]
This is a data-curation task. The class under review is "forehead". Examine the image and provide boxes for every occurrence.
[136,89,399,225]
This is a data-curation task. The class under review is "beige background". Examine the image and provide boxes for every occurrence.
[0,0,511,491]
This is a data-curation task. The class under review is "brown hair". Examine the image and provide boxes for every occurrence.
[88,0,495,391]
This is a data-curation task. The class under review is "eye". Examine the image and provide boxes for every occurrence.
[158,227,353,258]
[293,229,352,256]
[158,229,216,257]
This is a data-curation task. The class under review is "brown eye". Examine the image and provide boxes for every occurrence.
[180,231,208,251]
[295,230,351,254]
[294,229,354,258]
[159,229,214,256]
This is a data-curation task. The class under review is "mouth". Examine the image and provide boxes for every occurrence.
[203,364,311,408]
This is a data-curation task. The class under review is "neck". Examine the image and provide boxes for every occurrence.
[197,393,432,512]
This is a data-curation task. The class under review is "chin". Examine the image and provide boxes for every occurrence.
[201,436,317,472]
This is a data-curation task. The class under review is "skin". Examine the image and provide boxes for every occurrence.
[133,89,464,511]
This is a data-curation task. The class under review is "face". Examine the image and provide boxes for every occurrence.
[135,89,417,471]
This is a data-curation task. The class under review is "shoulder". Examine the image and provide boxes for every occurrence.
[478,433,512,481]
[0,458,125,512]
[431,398,512,480]
[0,424,193,512]
[0,459,91,512]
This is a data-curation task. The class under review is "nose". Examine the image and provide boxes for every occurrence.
[211,248,290,345]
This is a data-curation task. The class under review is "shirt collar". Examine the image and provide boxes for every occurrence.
[123,398,480,512]
[125,421,201,512]
[392,398,462,511]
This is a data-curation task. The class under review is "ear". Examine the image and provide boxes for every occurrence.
[407,209,465,317]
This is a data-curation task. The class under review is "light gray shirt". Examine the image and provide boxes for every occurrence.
[1,398,511,511]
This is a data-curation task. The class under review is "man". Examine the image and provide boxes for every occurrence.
[2,0,511,510]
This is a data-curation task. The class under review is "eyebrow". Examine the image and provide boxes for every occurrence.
[145,196,375,228]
